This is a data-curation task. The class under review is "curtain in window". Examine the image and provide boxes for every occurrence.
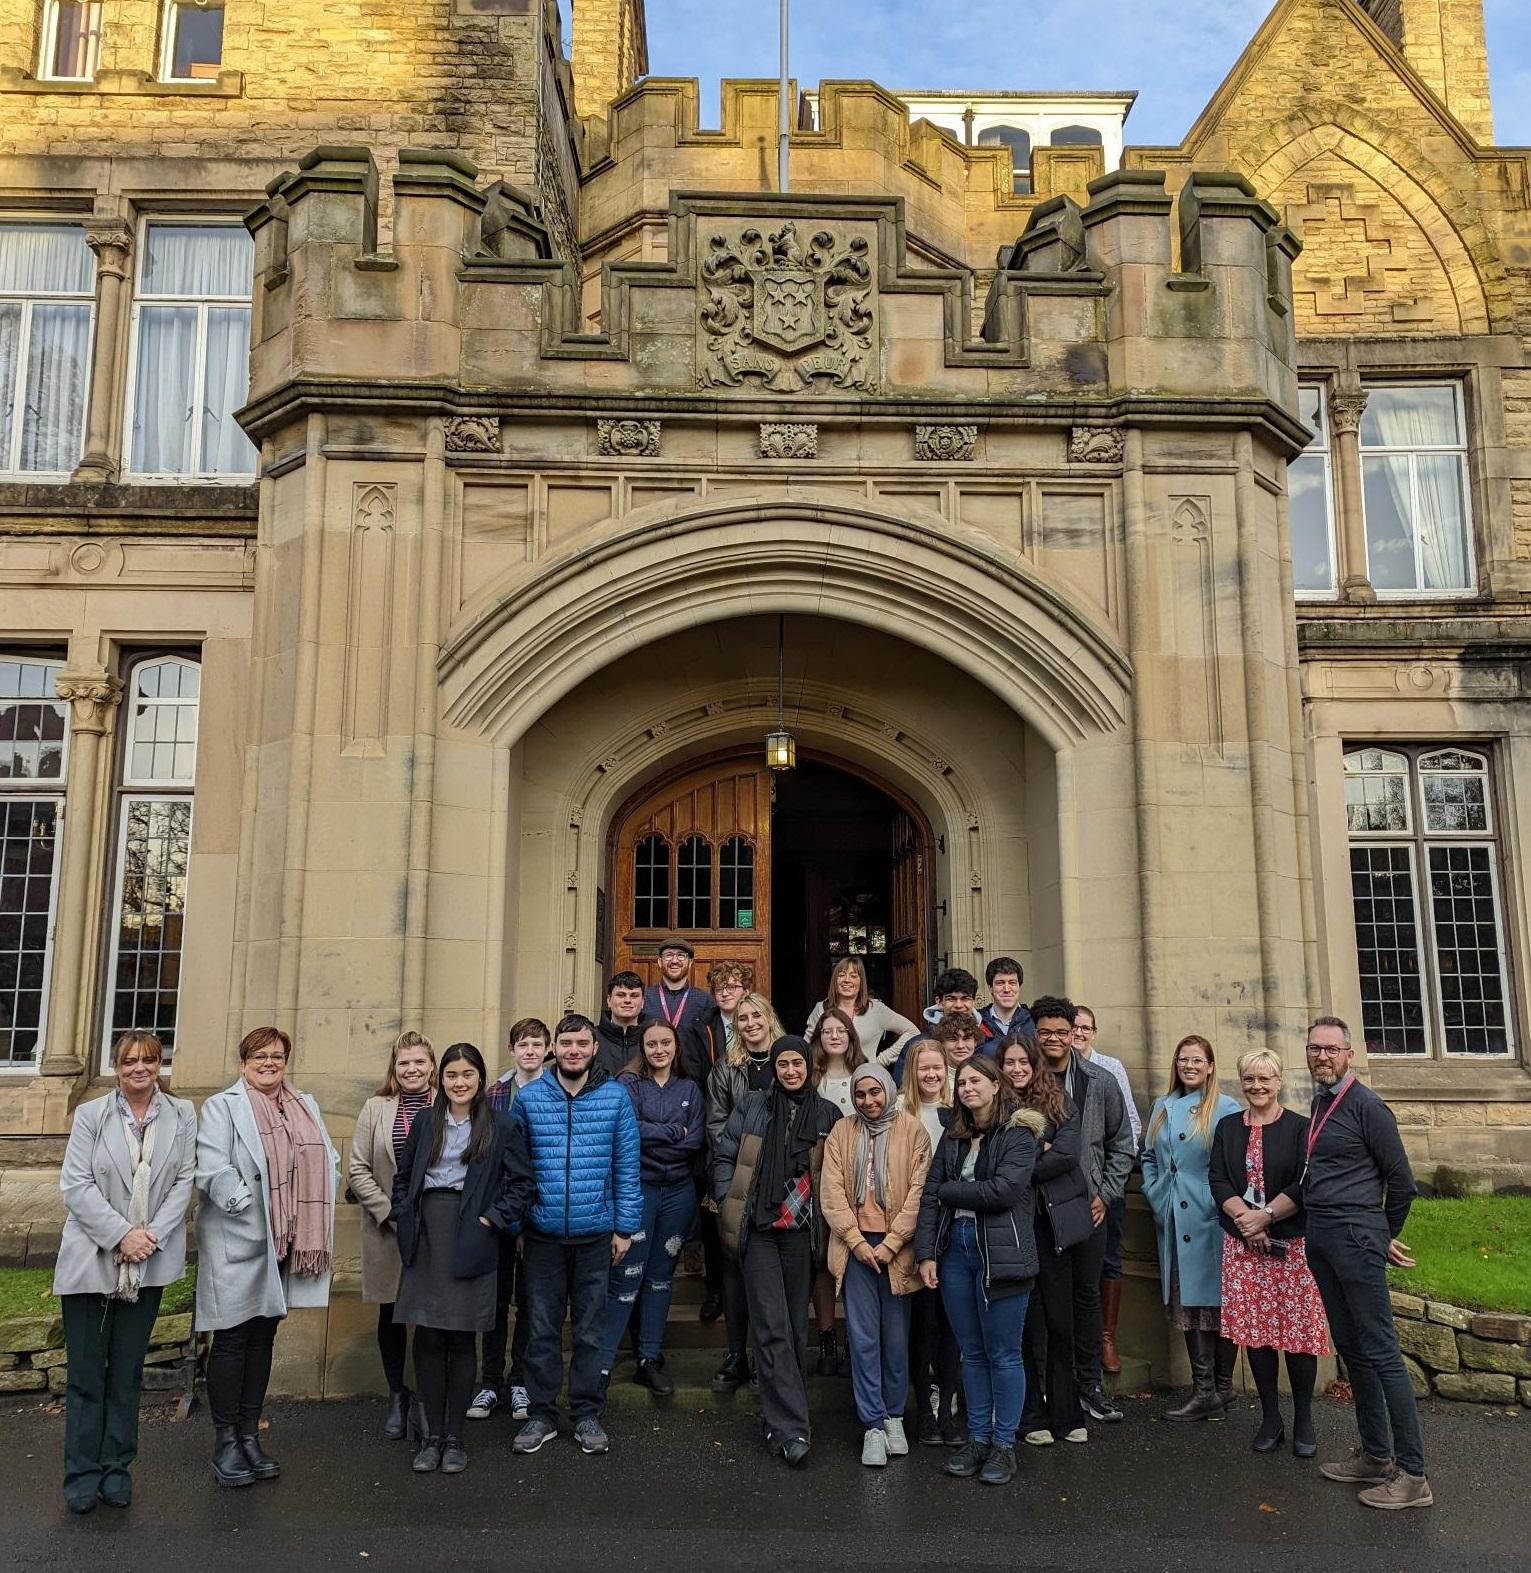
[131,305,197,474]
[141,225,252,297]
[0,304,18,464]
[0,225,94,293]
[1366,390,1468,591]
[21,303,90,472]
[201,305,255,474]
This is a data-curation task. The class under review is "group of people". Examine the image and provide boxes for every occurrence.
[51,939,1431,1513]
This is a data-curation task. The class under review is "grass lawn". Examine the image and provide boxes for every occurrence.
[1388,1196,1531,1315]
[0,1266,196,1323]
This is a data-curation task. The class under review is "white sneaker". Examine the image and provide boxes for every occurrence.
[466,1388,498,1420]
[1023,1428,1055,1447]
[509,1385,530,1421]
[1063,1426,1089,1444]
[883,1416,908,1456]
[861,1426,889,1467]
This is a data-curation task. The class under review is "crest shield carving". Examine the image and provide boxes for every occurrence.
[699,221,876,393]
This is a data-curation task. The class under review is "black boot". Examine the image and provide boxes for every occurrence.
[712,1351,748,1392]
[817,1330,840,1376]
[1163,1330,1224,1422]
[382,1389,408,1442]
[211,1425,255,1487]
[238,1430,280,1481]
[634,1358,675,1397]
[1213,1335,1238,1413]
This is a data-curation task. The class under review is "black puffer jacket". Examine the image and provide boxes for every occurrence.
[915,1106,1044,1300]
[1031,1104,1095,1253]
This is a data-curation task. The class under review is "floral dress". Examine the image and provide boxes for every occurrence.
[1218,1114,1329,1355]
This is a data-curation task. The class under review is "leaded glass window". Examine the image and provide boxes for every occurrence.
[718,836,755,930]
[676,835,712,929]
[633,833,670,929]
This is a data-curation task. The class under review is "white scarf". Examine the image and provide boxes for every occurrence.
[112,1105,158,1303]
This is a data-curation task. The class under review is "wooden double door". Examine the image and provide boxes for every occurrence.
[608,752,930,1021]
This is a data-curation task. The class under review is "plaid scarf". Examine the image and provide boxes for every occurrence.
[246,1080,332,1277]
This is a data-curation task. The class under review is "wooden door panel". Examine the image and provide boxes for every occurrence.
[611,756,772,994]
[889,807,927,1024]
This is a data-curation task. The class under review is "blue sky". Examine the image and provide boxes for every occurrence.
[643,1,1531,147]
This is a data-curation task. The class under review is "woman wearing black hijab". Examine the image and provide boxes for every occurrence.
[714,1035,841,1466]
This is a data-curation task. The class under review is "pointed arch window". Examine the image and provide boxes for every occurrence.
[718,836,755,930]
[676,835,713,929]
[632,833,670,929]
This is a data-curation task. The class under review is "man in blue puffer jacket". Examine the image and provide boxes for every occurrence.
[509,1013,641,1458]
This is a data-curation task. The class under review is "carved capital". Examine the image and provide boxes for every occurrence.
[84,221,134,280]
[444,415,501,454]
[914,425,977,462]
[597,418,661,457]
[759,422,818,459]
[1329,390,1369,437]
[55,670,123,735]
[1068,426,1125,465]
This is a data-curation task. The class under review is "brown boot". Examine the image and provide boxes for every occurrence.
[1100,1280,1122,1376]
[1319,1447,1393,1483]
[1358,1468,1433,1510]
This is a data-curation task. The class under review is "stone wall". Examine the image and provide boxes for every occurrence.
[1390,1293,1531,1406]
[0,1308,194,1397]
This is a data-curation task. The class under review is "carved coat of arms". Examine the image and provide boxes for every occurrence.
[698,221,876,394]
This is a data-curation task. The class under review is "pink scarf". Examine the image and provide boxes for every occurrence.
[246,1080,332,1276]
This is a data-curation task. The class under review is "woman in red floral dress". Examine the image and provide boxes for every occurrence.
[1209,1050,1329,1459]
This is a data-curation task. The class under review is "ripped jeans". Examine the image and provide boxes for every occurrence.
[601,1177,699,1367]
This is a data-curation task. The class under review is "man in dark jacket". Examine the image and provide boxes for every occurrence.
[1033,995,1134,1425]
[510,1013,641,1459]
[644,937,725,1076]
[978,956,1034,1044]
[595,971,646,1078]
[1305,1016,1430,1510]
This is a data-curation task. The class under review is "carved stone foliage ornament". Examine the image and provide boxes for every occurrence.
[915,425,977,462]
[759,423,818,460]
[699,221,876,394]
[55,670,123,735]
[597,418,661,457]
[444,415,501,453]
[1328,391,1368,436]
[1069,426,1125,464]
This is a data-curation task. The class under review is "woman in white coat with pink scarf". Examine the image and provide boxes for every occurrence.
[195,1025,337,1489]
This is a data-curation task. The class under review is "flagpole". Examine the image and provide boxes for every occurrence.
[778,0,790,193]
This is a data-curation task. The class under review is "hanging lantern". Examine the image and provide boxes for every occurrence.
[765,613,796,771]
[765,728,797,771]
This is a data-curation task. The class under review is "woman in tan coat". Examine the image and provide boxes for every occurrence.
[820,1062,932,1467]
[348,1031,436,1440]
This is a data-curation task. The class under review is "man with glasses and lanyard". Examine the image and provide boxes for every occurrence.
[1303,1016,1430,1511]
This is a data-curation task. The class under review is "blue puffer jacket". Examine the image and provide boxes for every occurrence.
[511,1068,643,1240]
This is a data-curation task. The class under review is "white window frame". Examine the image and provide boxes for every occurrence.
[1358,381,1476,599]
[158,0,226,83]
[0,653,71,1074]
[0,219,96,480]
[1345,744,1516,1060]
[37,0,102,81]
[120,217,255,485]
[1291,380,1338,600]
[121,655,200,788]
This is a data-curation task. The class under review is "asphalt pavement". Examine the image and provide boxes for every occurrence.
[2,1386,1525,1572]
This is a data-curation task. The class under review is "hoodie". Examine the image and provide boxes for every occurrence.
[595,1013,643,1079]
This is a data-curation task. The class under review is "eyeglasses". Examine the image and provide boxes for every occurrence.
[248,1053,287,1067]
[1305,1045,1347,1059]
[1035,1028,1072,1041]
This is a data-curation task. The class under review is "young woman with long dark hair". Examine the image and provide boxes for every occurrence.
[804,957,920,1064]
[390,1043,533,1474]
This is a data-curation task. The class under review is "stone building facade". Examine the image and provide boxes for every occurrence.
[0,0,1528,1379]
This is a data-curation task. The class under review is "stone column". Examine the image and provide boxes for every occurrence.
[1330,386,1375,604]
[71,221,134,484]
[39,669,123,1079]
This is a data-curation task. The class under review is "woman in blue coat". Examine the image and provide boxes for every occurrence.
[1141,1034,1241,1422]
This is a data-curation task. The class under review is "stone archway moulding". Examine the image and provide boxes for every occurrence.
[439,490,1132,756]
[535,680,1001,1012]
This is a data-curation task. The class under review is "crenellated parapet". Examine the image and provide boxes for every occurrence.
[241,144,1304,449]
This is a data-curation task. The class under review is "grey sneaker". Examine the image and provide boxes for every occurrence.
[466,1387,498,1421]
[861,1426,889,1466]
[574,1417,609,1455]
[511,1418,558,1454]
[509,1385,530,1421]
[1320,1447,1392,1484]
[1358,1468,1433,1510]
[882,1416,908,1457]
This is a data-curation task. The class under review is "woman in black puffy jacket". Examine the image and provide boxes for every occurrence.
[999,1033,1094,1448]
[915,1056,1043,1487]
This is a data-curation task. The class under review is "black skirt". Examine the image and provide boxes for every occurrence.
[393,1190,497,1332]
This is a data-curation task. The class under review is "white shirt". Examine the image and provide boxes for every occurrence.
[1085,1048,1141,1150]
[424,1110,472,1190]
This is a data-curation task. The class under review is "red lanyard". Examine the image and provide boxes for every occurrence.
[1306,1075,1356,1163]
[658,987,687,1029]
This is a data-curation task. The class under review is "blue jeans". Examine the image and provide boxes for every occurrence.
[939,1218,1030,1447]
[841,1232,911,1426]
[601,1178,698,1366]
[1307,1217,1426,1476]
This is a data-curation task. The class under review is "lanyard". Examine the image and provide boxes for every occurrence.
[658,986,688,1030]
[1305,1075,1356,1164]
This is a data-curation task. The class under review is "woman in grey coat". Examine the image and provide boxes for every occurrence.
[196,1025,338,1488]
[54,1030,197,1514]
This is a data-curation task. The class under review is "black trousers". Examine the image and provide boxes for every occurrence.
[479,1235,530,1390]
[414,1325,476,1439]
[1069,1219,1109,1391]
[207,1314,282,1430]
[1022,1214,1083,1436]
[521,1232,610,1425]
[741,1227,813,1444]
[908,1284,962,1419]
[377,1302,409,1392]
[696,1177,724,1295]
[61,1288,163,1504]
